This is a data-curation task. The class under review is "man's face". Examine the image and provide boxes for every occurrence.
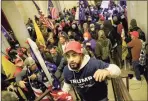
[59,37,66,44]
[49,47,57,55]
[65,51,82,70]
[15,60,24,67]
[48,37,54,44]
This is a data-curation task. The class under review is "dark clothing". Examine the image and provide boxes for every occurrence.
[49,52,67,81]
[120,17,128,37]
[132,61,141,80]
[83,39,96,52]
[63,58,109,101]
[130,26,140,32]
[89,30,98,40]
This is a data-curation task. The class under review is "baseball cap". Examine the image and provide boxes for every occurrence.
[130,31,139,38]
[64,41,82,54]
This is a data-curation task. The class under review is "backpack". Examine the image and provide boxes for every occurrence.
[137,28,146,41]
[139,40,146,66]
[99,39,110,60]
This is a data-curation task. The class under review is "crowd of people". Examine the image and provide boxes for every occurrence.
[2,1,148,101]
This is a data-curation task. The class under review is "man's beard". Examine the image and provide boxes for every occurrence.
[69,62,81,70]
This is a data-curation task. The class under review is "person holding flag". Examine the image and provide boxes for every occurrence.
[48,0,59,20]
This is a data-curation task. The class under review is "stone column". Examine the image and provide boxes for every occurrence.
[2,1,30,48]
[1,33,11,55]
[127,1,147,42]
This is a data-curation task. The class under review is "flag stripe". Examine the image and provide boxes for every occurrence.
[51,7,58,19]
[32,87,49,100]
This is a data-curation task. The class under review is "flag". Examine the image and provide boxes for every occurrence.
[48,0,59,20]
[33,20,45,46]
[31,86,49,101]
[79,0,87,21]
[39,15,54,30]
[2,56,16,78]
[50,7,59,20]
[1,25,14,41]
[122,40,128,60]
[32,0,54,30]
[48,0,54,8]
[83,0,89,8]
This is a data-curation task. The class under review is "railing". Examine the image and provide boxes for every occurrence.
[111,77,133,101]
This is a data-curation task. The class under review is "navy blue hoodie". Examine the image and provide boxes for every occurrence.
[63,56,109,101]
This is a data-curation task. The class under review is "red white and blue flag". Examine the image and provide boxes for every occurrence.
[48,0,59,20]
[32,0,54,30]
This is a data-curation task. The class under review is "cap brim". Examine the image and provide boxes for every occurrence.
[64,49,82,55]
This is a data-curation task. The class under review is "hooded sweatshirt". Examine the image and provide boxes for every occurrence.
[95,30,112,60]
[62,55,121,101]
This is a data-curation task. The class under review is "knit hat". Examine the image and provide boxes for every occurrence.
[90,24,95,28]
[24,57,35,67]
[130,19,137,27]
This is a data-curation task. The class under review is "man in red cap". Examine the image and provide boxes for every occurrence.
[62,41,121,101]
[127,31,142,81]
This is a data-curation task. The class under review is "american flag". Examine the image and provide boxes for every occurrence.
[39,14,54,29]
[48,0,59,20]
[48,0,54,8]
[32,0,54,30]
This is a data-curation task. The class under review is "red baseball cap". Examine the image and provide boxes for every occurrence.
[130,31,139,38]
[64,41,82,54]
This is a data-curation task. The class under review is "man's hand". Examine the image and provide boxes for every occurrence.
[19,81,27,88]
[29,74,37,80]
[93,69,110,82]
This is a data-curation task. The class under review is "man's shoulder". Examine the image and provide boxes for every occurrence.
[88,58,109,69]
[63,65,71,74]
[88,58,100,66]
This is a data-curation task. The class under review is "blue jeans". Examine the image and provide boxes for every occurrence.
[132,61,141,80]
